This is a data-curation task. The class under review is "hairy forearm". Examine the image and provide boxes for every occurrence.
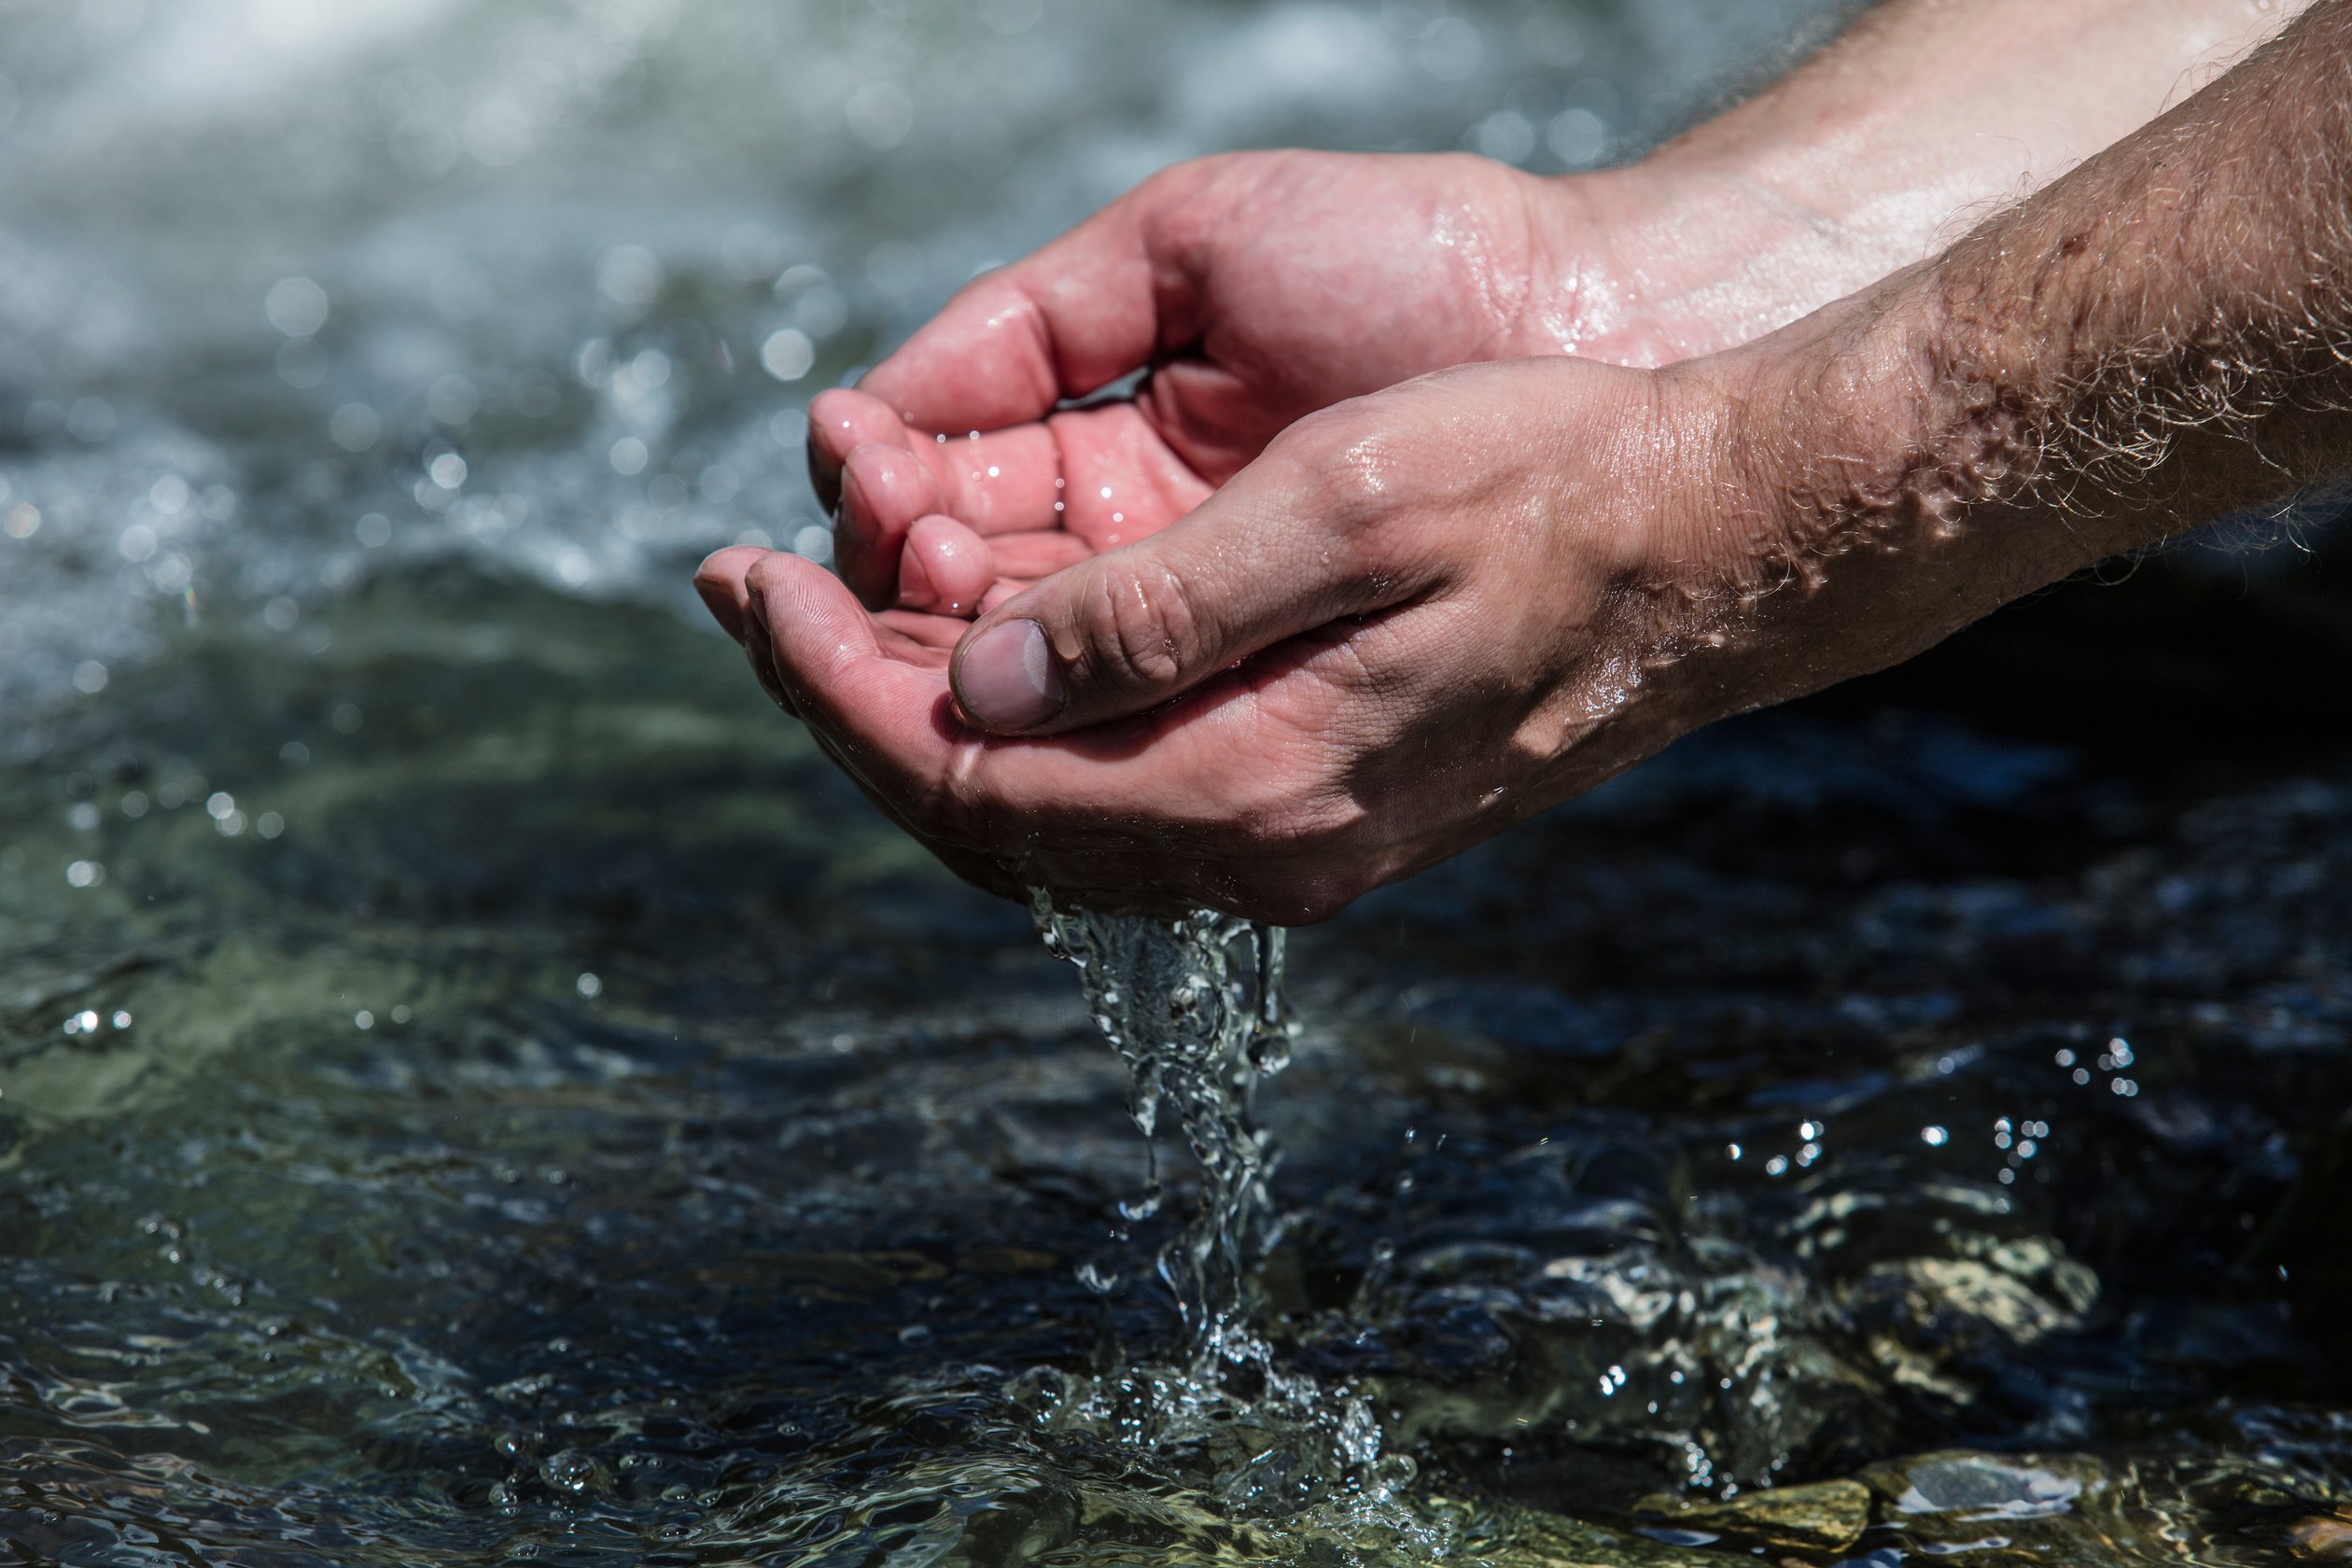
[1605,0,2313,357]
[1920,0,2352,544]
[1726,0,2352,687]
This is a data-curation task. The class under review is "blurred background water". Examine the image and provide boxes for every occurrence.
[9,1,2352,1563]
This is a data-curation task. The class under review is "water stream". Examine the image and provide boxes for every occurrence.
[1029,897,1292,1358]
[10,1,2352,1563]
[1026,899,1419,1533]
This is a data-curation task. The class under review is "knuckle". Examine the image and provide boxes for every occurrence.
[1076,559,1204,693]
[1138,157,1213,202]
[1283,410,1413,538]
[1142,153,1242,209]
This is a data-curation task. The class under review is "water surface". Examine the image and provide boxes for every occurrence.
[7,2,2352,1563]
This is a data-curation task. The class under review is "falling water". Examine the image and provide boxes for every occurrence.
[1028,893,1435,1532]
[15,0,2352,1558]
[1029,891,1293,1357]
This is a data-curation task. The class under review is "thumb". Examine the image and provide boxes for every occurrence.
[947,459,1429,735]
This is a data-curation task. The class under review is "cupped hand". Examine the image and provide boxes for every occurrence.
[701,354,1767,922]
[807,149,1747,632]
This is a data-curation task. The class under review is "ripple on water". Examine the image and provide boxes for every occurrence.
[8,0,2352,1563]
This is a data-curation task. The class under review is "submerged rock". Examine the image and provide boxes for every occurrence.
[1887,1453,2083,1518]
[2288,1510,2352,1561]
[1630,1477,1870,1553]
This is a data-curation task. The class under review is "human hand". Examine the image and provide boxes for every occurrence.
[810,0,2301,633]
[699,0,2340,921]
[704,0,2352,917]
[702,353,1779,921]
[805,149,1743,637]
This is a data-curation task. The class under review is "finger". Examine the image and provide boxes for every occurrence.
[857,172,1199,433]
[931,608,1405,852]
[832,394,1216,594]
[696,547,803,715]
[835,443,945,609]
[945,449,1437,735]
[897,515,995,617]
[747,636,799,716]
[819,385,1071,530]
[910,402,1206,547]
[917,422,1066,535]
[768,564,1427,905]
[836,434,1076,607]
[982,530,1094,581]
[1044,401,1213,551]
[807,387,908,514]
[693,545,770,642]
[742,551,963,802]
[875,609,984,651]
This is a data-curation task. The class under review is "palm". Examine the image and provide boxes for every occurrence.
[807,150,1613,659]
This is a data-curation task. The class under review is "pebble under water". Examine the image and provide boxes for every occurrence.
[10,0,2352,1563]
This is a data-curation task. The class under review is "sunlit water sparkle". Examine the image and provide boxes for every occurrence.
[1029,897,1431,1541]
[7,0,2352,1564]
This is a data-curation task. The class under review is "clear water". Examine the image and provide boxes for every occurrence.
[10,0,2352,1563]
[1029,899,1293,1354]
[1027,901,1415,1539]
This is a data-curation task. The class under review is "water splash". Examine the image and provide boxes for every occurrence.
[1029,891,1292,1355]
[1029,893,1435,1536]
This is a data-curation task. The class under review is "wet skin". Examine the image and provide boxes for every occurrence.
[698,1,2345,921]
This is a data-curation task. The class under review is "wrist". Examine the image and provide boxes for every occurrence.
[1541,161,1881,366]
[1568,0,2305,367]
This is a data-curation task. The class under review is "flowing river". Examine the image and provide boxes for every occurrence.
[8,0,2352,1563]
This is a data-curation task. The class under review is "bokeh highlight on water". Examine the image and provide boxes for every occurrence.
[11,0,2352,1562]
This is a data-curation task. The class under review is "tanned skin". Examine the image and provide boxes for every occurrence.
[698,0,2351,922]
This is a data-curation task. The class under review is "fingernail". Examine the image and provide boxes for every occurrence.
[957,619,1063,730]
